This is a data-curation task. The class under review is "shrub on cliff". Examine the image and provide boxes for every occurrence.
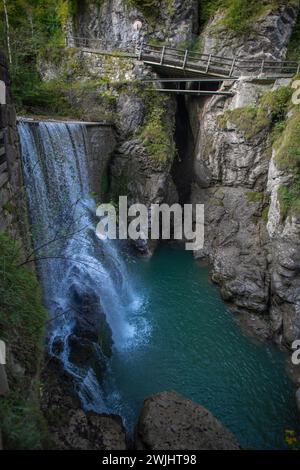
[218,83,300,219]
[200,0,298,32]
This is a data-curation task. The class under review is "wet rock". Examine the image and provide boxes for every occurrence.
[68,334,106,378]
[234,312,272,342]
[131,238,152,256]
[42,357,127,450]
[136,391,240,450]
[71,287,103,342]
[70,284,113,358]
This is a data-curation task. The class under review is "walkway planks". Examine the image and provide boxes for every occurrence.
[65,36,300,93]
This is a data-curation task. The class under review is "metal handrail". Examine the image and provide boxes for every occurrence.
[65,37,300,77]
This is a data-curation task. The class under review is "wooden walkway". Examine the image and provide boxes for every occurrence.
[137,43,300,78]
[66,36,300,80]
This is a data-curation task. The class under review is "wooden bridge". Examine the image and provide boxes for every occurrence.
[136,43,300,78]
[66,37,300,95]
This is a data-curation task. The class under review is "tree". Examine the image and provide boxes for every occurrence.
[2,0,12,64]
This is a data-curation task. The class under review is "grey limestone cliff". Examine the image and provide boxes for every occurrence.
[190,5,300,349]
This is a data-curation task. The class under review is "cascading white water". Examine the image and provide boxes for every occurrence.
[18,121,145,412]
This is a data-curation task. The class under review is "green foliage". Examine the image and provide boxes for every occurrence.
[0,232,48,449]
[223,0,269,33]
[218,84,300,218]
[0,0,74,110]
[218,105,270,140]
[16,75,118,119]
[218,86,292,140]
[200,0,297,33]
[199,0,224,25]
[58,0,79,26]
[285,429,300,450]
[0,393,48,450]
[138,89,175,164]
[275,107,300,217]
[278,182,300,219]
[14,77,73,116]
[246,191,265,203]
[274,107,300,170]
[260,86,293,123]
[262,205,270,221]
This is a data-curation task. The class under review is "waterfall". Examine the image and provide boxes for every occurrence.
[18,121,145,412]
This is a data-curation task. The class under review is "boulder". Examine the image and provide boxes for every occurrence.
[42,357,128,450]
[68,284,113,371]
[135,391,240,450]
[70,286,108,343]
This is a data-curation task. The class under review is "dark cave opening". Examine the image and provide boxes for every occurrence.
[172,93,195,205]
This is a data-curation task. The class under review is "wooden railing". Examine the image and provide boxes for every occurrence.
[65,37,300,78]
[137,43,300,77]
[137,43,237,76]
[66,36,105,49]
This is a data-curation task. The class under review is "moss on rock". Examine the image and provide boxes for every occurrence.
[218,85,292,140]
[138,89,175,165]
[246,191,265,203]
[200,0,298,33]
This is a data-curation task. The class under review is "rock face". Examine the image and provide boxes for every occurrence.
[190,6,300,347]
[85,123,116,200]
[266,150,300,346]
[40,1,200,255]
[73,0,198,50]
[0,52,27,241]
[43,1,300,341]
[61,1,200,253]
[66,1,300,343]
[190,78,273,317]
[42,357,127,450]
[202,5,298,60]
[136,391,240,450]
[109,102,177,207]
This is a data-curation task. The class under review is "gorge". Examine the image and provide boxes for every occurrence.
[17,119,300,450]
[1,0,300,452]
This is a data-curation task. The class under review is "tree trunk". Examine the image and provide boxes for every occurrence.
[3,0,12,65]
